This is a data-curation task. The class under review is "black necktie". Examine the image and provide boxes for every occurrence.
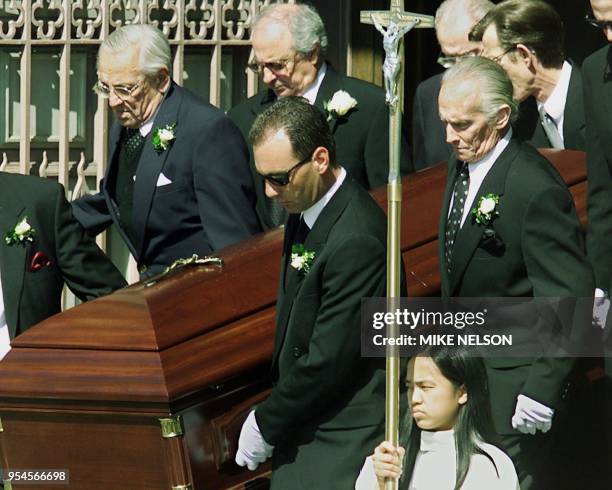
[293,216,310,245]
[445,163,470,274]
[115,128,145,240]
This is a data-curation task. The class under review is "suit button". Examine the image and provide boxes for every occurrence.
[139,265,148,274]
[292,347,302,358]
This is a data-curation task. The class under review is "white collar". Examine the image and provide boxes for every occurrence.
[537,61,572,126]
[301,62,327,105]
[420,429,455,453]
[302,166,346,229]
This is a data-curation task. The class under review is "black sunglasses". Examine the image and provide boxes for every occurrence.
[259,152,314,186]
[585,14,612,30]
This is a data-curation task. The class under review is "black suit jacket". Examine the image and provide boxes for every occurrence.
[73,83,261,276]
[0,172,126,338]
[438,139,594,433]
[412,73,452,170]
[583,45,612,292]
[515,63,586,151]
[228,65,413,229]
[254,177,396,488]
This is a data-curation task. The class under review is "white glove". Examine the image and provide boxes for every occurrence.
[235,410,274,471]
[592,290,610,330]
[511,394,555,435]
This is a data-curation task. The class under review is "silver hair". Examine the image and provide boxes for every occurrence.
[435,0,495,31]
[98,24,171,77]
[442,56,518,125]
[253,3,328,56]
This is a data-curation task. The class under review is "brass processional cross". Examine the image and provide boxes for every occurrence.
[360,2,433,489]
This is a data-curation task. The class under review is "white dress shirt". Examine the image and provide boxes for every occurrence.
[448,128,513,228]
[301,62,327,105]
[355,430,519,490]
[537,61,572,146]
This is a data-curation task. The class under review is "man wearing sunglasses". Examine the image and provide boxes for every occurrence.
[412,0,494,170]
[234,97,402,489]
[72,24,260,278]
[228,3,412,230]
[470,0,586,152]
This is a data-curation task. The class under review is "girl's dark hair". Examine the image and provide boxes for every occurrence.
[400,345,498,490]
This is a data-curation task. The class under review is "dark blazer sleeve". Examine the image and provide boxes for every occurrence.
[71,189,114,236]
[520,184,594,406]
[193,115,261,250]
[54,183,126,299]
[255,232,386,444]
[412,81,428,170]
[583,63,612,292]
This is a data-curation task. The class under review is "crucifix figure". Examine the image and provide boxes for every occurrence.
[360,3,433,490]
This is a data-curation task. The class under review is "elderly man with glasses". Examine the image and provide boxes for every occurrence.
[234,96,404,489]
[411,0,494,170]
[228,3,412,230]
[470,0,586,152]
[72,24,260,278]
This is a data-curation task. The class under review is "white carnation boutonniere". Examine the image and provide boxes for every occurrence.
[471,193,500,226]
[323,90,357,122]
[290,244,316,274]
[5,216,35,246]
[152,123,176,153]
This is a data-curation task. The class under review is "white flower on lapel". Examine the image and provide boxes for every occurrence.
[152,123,176,152]
[290,244,316,274]
[5,216,35,246]
[323,90,357,122]
[472,193,500,226]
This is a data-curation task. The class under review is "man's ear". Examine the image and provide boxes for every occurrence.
[312,146,330,174]
[495,104,512,130]
[306,44,321,66]
[157,68,171,92]
[515,43,535,69]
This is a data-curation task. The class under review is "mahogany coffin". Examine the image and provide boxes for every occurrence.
[0,149,586,489]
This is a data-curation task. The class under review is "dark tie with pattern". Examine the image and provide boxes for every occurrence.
[115,128,145,241]
[445,162,470,274]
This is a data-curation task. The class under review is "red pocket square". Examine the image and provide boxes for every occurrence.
[29,251,52,272]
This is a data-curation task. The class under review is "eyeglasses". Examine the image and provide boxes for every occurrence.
[259,151,313,186]
[436,51,478,69]
[247,54,297,75]
[584,14,612,31]
[93,79,143,100]
[487,46,517,64]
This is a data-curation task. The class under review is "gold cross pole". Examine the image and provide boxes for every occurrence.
[360,3,433,489]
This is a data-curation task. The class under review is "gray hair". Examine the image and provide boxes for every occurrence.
[253,3,328,56]
[98,24,171,77]
[435,0,495,31]
[442,56,518,125]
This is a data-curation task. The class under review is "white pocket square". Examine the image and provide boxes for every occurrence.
[156,173,172,187]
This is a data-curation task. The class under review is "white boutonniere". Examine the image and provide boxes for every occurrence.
[5,216,35,246]
[290,244,316,274]
[323,90,357,122]
[152,123,176,152]
[472,193,500,226]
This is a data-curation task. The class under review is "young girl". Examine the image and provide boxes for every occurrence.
[356,346,519,490]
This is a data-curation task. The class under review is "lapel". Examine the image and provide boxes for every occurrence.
[251,88,277,119]
[272,178,355,365]
[448,139,520,296]
[0,174,28,336]
[438,159,457,294]
[131,82,182,260]
[562,63,585,149]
